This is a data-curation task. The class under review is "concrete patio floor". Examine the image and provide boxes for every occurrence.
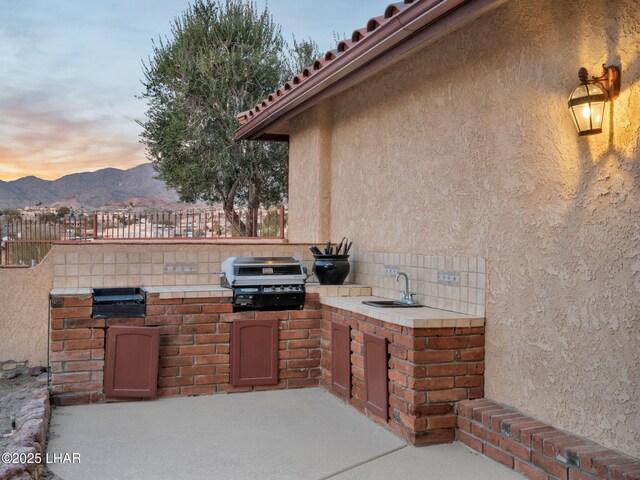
[48,388,524,480]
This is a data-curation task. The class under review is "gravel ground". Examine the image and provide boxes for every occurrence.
[0,372,64,479]
[0,373,38,452]
[42,467,64,479]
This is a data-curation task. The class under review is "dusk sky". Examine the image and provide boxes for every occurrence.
[0,0,390,181]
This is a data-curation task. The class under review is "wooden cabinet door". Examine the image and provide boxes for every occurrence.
[104,326,160,398]
[231,319,279,386]
[363,331,388,420]
[331,322,351,397]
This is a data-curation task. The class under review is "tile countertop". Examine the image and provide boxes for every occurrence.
[48,287,483,328]
[51,283,371,300]
[49,285,232,299]
[142,285,232,299]
[320,296,484,329]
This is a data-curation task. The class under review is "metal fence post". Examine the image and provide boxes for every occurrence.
[279,204,285,239]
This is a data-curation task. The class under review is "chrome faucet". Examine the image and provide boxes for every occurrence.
[395,272,417,305]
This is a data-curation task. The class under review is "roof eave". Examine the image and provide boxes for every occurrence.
[235,0,507,141]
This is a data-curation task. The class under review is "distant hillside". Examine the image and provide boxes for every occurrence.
[0,164,180,209]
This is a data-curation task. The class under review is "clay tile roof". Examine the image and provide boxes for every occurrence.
[237,0,418,130]
[337,38,353,53]
[366,16,386,32]
[324,50,338,61]
[384,2,404,18]
[312,59,327,71]
[351,27,368,43]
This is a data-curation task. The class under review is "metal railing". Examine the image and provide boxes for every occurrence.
[0,206,286,267]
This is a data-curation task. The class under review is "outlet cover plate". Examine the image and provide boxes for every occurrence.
[438,270,460,286]
[384,266,400,277]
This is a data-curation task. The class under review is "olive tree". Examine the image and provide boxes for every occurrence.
[139,0,290,236]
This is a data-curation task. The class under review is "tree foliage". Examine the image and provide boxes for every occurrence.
[139,0,297,235]
[56,206,71,218]
[39,212,57,222]
[289,35,321,75]
[1,209,21,222]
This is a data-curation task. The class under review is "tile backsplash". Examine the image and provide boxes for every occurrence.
[51,245,315,289]
[349,250,485,317]
[50,244,485,317]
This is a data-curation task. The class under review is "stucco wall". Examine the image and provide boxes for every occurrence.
[0,263,52,367]
[289,101,333,242]
[288,0,639,456]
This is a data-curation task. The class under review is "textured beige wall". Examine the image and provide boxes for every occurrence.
[289,101,333,242]
[0,262,52,367]
[287,0,640,456]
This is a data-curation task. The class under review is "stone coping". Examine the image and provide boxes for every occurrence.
[50,288,93,296]
[320,296,484,328]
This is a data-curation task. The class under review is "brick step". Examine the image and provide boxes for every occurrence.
[456,399,640,480]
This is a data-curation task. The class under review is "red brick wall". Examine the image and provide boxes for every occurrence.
[50,295,106,405]
[457,399,640,480]
[320,305,484,445]
[49,293,321,405]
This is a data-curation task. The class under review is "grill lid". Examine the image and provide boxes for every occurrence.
[221,256,307,287]
[233,257,303,276]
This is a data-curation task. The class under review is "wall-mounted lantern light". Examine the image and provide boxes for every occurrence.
[568,64,620,136]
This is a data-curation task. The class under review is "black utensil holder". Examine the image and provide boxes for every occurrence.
[312,255,350,285]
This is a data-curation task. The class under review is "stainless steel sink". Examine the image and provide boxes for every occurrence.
[362,300,424,308]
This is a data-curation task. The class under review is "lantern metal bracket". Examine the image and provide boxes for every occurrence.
[578,64,620,101]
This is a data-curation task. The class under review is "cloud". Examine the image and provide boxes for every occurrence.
[0,0,392,181]
[0,91,146,181]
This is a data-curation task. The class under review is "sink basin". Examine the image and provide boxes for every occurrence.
[362,300,424,308]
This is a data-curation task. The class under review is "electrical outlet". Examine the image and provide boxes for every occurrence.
[383,265,400,277]
[438,270,460,286]
[164,263,199,274]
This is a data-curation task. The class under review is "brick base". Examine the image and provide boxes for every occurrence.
[321,305,484,445]
[49,293,322,405]
[456,399,640,480]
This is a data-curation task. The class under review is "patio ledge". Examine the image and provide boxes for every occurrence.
[50,288,93,296]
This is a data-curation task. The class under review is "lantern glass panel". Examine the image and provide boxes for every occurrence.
[569,83,606,134]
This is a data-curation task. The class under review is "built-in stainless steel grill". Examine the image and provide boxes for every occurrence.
[221,257,307,311]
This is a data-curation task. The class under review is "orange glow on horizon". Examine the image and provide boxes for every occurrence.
[0,118,148,181]
[0,155,148,181]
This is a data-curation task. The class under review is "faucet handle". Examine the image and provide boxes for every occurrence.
[401,291,417,302]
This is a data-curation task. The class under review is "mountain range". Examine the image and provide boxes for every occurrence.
[0,164,181,209]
